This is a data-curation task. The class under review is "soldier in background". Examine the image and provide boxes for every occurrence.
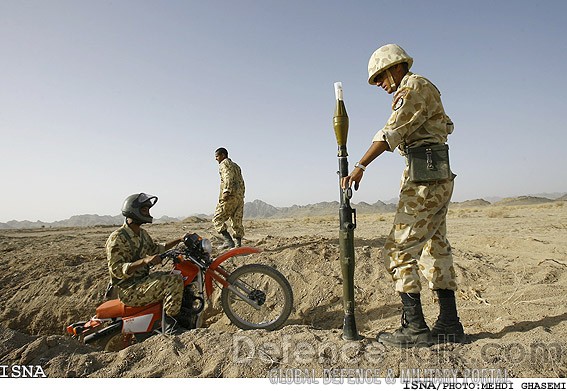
[106,193,186,331]
[212,147,246,249]
[342,44,465,347]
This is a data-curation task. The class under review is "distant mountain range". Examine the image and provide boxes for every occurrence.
[243,199,397,219]
[1,194,565,230]
[0,214,181,230]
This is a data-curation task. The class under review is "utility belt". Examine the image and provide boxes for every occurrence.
[405,144,454,183]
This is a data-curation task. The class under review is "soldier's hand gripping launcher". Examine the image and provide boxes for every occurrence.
[333,82,361,341]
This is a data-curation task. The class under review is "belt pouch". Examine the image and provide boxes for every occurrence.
[406,144,452,183]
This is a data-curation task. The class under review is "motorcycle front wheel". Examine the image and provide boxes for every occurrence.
[221,264,293,331]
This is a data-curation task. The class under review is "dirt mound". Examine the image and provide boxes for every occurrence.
[1,205,567,378]
[182,216,209,224]
[493,196,553,206]
[450,199,491,208]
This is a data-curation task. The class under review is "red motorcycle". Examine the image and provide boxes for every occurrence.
[66,233,293,351]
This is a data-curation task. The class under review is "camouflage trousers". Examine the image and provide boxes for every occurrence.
[383,172,457,294]
[118,271,184,317]
[212,196,245,238]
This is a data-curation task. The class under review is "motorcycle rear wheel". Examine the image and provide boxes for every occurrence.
[221,264,293,331]
[91,329,137,352]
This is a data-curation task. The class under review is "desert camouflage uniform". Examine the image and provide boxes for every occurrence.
[373,72,457,294]
[213,158,245,238]
[106,224,183,316]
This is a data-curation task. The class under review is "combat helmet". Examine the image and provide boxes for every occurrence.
[121,193,158,224]
[367,44,413,85]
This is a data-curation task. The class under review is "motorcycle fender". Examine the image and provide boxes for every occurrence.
[71,318,103,336]
[85,318,102,328]
[123,313,156,333]
[205,246,262,296]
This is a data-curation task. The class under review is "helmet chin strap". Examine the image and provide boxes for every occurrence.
[386,69,397,89]
[126,216,146,226]
[126,217,138,226]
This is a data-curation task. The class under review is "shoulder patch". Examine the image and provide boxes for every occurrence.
[392,88,410,111]
[393,97,404,111]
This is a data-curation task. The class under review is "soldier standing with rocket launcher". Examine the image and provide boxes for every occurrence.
[341,44,465,348]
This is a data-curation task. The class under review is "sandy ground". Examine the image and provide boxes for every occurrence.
[1,201,566,379]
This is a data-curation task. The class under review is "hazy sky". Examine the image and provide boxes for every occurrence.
[1,0,566,222]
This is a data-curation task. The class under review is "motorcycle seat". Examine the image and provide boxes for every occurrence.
[96,299,159,319]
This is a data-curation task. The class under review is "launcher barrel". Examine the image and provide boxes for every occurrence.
[333,82,360,341]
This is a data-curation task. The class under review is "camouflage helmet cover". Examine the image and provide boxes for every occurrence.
[367,44,413,84]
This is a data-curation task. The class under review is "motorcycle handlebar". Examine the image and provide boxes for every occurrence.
[159,249,182,262]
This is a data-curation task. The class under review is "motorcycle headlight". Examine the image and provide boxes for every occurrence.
[201,238,212,254]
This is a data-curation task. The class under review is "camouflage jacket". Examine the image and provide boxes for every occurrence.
[105,223,165,287]
[218,158,245,200]
[372,72,454,153]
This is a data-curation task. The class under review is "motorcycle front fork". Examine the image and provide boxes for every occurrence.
[159,272,207,334]
[194,272,204,328]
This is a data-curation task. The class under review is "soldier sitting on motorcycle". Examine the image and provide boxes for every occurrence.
[105,193,187,332]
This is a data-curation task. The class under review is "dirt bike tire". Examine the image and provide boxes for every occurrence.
[91,328,136,352]
[221,263,293,331]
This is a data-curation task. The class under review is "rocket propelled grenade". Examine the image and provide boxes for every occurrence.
[333,82,349,157]
[333,82,361,341]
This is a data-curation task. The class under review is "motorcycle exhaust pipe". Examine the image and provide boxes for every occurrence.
[83,320,123,344]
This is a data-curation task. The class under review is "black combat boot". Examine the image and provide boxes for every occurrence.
[431,289,466,343]
[163,315,181,335]
[218,230,235,250]
[377,293,434,348]
[234,237,242,247]
[163,310,191,335]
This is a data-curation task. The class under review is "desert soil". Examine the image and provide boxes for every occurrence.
[1,201,566,379]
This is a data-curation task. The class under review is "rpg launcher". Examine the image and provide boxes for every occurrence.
[333,82,361,341]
